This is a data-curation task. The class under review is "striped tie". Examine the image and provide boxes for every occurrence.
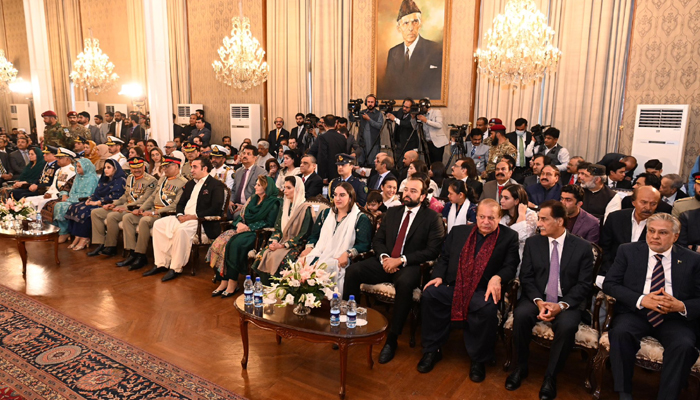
[647,254,665,327]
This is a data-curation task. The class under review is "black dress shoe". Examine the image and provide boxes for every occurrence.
[116,251,136,267]
[378,343,397,364]
[505,366,529,391]
[87,244,105,257]
[469,361,486,383]
[161,270,180,282]
[539,375,557,400]
[128,254,148,271]
[100,246,117,257]
[212,290,224,297]
[416,351,443,373]
[142,266,168,277]
[221,286,240,298]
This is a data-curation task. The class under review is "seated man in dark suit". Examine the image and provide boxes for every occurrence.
[418,199,520,380]
[604,213,700,400]
[526,165,562,208]
[607,160,633,190]
[523,154,552,188]
[298,154,323,199]
[599,153,637,182]
[367,155,396,191]
[620,173,672,214]
[344,176,445,364]
[506,200,595,400]
[678,208,700,249]
[560,184,600,244]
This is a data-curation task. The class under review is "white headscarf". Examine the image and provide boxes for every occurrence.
[281,176,306,232]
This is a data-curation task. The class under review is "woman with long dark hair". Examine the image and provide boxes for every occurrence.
[442,180,477,233]
[499,184,537,264]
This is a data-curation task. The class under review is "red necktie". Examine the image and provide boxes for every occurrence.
[302,176,306,182]
[569,176,575,185]
[391,210,412,258]
[498,186,504,199]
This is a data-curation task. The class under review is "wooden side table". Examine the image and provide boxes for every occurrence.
[0,222,60,276]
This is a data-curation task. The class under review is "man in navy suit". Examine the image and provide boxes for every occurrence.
[379,0,443,101]
[604,213,700,400]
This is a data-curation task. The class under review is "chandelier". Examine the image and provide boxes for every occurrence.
[212,16,269,91]
[69,32,119,94]
[474,0,561,87]
[0,50,18,94]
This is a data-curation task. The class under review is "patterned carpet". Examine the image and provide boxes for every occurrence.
[0,285,246,400]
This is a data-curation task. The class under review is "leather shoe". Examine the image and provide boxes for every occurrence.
[378,343,397,364]
[505,366,528,391]
[416,351,442,373]
[469,361,486,383]
[100,246,117,257]
[128,254,148,271]
[161,270,180,282]
[142,266,168,277]
[539,375,557,400]
[221,286,240,298]
[116,251,136,267]
[87,244,105,257]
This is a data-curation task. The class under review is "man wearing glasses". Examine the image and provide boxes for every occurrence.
[164,141,177,156]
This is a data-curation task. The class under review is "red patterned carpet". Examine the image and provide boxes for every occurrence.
[0,284,246,400]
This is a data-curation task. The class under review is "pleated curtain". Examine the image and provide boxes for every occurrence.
[167,0,190,108]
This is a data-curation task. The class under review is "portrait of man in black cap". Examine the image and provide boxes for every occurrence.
[376,0,447,102]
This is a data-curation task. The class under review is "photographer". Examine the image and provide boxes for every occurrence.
[386,98,418,161]
[525,127,570,172]
[415,99,448,164]
[301,114,319,153]
[506,118,532,183]
[349,95,384,167]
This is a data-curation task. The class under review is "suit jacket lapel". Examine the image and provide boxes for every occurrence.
[623,210,633,242]
[559,234,576,282]
[403,205,423,243]
[671,245,681,298]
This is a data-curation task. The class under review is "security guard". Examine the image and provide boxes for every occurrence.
[106,136,127,168]
[66,111,90,141]
[180,141,200,180]
[209,144,234,190]
[42,110,73,149]
[6,146,59,199]
[88,157,157,257]
[328,153,368,206]
[118,156,188,270]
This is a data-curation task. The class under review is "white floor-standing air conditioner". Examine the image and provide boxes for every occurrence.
[10,104,30,132]
[176,104,203,125]
[74,101,99,119]
[630,104,690,175]
[230,104,261,145]
[105,103,128,115]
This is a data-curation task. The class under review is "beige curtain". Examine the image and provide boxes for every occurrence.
[126,0,147,96]
[310,0,351,117]
[266,0,310,131]
[167,0,190,108]
[0,1,12,131]
[475,0,633,162]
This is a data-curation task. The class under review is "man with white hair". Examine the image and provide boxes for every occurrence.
[255,140,273,169]
[164,141,177,156]
[659,173,688,206]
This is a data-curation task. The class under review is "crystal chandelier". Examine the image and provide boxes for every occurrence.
[212,15,269,91]
[474,0,561,87]
[0,50,18,94]
[69,31,119,94]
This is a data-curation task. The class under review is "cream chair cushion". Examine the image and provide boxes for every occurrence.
[360,283,422,302]
[504,312,599,349]
[599,332,700,372]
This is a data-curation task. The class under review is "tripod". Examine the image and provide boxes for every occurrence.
[403,121,432,164]
[445,136,467,170]
[362,115,399,166]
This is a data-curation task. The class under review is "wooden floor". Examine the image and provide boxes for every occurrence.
[0,236,690,399]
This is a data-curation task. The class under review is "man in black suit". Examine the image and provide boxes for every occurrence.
[660,173,688,206]
[379,0,442,101]
[418,199,520,380]
[523,154,552,188]
[173,113,186,143]
[620,173,672,214]
[560,156,584,187]
[439,159,483,199]
[368,155,396,191]
[599,152,637,182]
[298,154,323,199]
[267,117,289,157]
[188,117,212,147]
[506,200,595,400]
[109,111,129,140]
[316,115,347,182]
[344,176,445,364]
[195,109,212,131]
[125,115,146,144]
[145,157,225,282]
[607,160,633,190]
[0,149,12,185]
[604,213,700,400]
[679,208,700,249]
[506,118,532,183]
[386,99,418,160]
[290,113,306,144]
[8,136,29,178]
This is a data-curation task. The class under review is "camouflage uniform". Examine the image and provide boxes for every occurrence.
[485,141,517,174]
[67,124,90,142]
[43,122,74,149]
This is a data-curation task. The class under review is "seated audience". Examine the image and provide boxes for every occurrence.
[52,158,98,243]
[644,159,663,177]
[418,199,519,378]
[621,173,672,214]
[480,160,517,202]
[6,146,49,200]
[94,144,110,173]
[298,155,323,199]
[255,140,273,169]
[440,158,483,199]
[429,162,446,191]
[344,176,444,364]
[208,145,234,190]
[8,136,29,178]
[208,176,280,295]
[442,180,477,233]
[603,213,700,400]
[265,158,280,183]
[231,145,268,215]
[578,162,621,221]
[105,136,127,168]
[606,160,632,189]
[523,154,550,188]
[560,156,584,186]
[399,159,439,198]
[149,147,164,179]
[365,191,386,218]
[672,172,700,217]
[499,184,538,263]
[276,150,300,190]
[506,200,594,400]
[329,154,368,207]
[380,176,401,208]
[25,148,77,212]
[560,184,600,244]
[368,155,396,191]
[659,173,687,206]
[599,153,637,182]
[525,127,570,171]
[526,165,562,207]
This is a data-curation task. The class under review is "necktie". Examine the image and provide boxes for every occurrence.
[375,175,382,190]
[21,151,28,164]
[470,145,476,158]
[647,254,665,327]
[404,47,410,72]
[391,210,412,258]
[518,135,525,167]
[498,185,504,200]
[302,176,306,183]
[569,175,575,185]
[546,240,560,303]
[235,168,250,203]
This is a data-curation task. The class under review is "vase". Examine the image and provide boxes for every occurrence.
[293,303,311,316]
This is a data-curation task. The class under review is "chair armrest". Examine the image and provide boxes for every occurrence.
[419,260,436,288]
[599,293,617,333]
[506,278,521,309]
[159,211,177,217]
[352,250,375,262]
[200,216,224,222]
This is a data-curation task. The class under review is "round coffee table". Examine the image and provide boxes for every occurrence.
[234,295,388,399]
[0,222,60,276]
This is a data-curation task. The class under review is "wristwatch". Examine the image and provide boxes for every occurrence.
[558,302,568,311]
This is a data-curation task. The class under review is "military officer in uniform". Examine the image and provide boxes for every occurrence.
[42,110,73,149]
[117,156,188,270]
[25,147,76,211]
[66,111,90,141]
[88,157,157,257]
[180,141,200,180]
[8,146,59,199]
[329,153,368,206]
[209,144,234,190]
[106,136,128,168]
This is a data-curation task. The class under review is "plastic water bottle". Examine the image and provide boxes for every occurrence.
[347,295,357,328]
[253,277,263,308]
[34,214,42,231]
[330,293,340,326]
[243,275,254,305]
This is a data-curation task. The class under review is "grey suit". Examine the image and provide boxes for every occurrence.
[9,150,27,178]
[466,143,490,173]
[91,124,106,145]
[231,164,268,205]
[479,178,517,202]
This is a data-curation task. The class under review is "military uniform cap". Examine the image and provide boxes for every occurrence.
[161,156,182,166]
[67,111,78,117]
[106,136,124,145]
[41,110,57,118]
[42,145,58,155]
[693,171,700,183]
[128,157,146,168]
[183,142,200,153]
[335,153,355,165]
[489,118,503,125]
[73,136,86,144]
[55,147,76,158]
[210,144,230,157]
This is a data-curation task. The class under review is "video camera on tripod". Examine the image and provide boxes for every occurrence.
[410,98,431,116]
[531,124,551,147]
[448,124,470,138]
[378,100,396,113]
[348,99,364,119]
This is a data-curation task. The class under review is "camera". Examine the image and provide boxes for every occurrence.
[531,124,550,147]
[348,99,364,118]
[410,98,431,116]
[449,124,470,138]
[378,100,396,113]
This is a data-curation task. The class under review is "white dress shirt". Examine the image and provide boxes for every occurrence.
[635,247,674,309]
[380,204,420,265]
[374,171,390,189]
[404,35,420,59]
[184,175,207,216]
[662,191,678,206]
[534,231,568,306]
[631,212,647,243]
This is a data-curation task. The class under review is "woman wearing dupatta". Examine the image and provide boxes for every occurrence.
[65,159,126,250]
[93,144,110,174]
[52,158,98,242]
[253,176,315,284]
[6,147,46,200]
[298,182,372,296]
[207,175,280,296]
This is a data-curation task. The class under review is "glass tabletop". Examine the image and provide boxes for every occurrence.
[0,221,59,237]
[234,295,388,338]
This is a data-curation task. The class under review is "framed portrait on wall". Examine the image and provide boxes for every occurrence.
[374,0,451,106]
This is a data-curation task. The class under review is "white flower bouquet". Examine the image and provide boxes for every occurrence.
[268,259,336,312]
[0,197,37,222]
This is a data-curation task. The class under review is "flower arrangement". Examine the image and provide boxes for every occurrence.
[268,259,336,313]
[0,197,37,222]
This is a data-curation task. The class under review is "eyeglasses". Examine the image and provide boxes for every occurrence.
[164,145,175,149]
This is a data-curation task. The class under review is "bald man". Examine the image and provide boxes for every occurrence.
[399,150,419,182]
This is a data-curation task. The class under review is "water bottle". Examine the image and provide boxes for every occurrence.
[34,214,42,231]
[243,275,254,305]
[253,277,263,308]
[347,295,357,328]
[330,293,340,327]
